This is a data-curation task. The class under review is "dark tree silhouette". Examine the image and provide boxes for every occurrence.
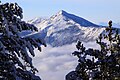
[66,21,120,80]
[0,1,46,80]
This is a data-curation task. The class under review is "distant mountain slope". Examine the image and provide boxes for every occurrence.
[29,10,105,47]
[28,17,46,24]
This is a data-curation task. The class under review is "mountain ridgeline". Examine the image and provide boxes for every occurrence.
[28,10,105,47]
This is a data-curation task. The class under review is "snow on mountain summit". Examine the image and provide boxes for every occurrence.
[53,10,99,27]
[29,10,105,47]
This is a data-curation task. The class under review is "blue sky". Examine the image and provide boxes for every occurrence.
[2,0,120,24]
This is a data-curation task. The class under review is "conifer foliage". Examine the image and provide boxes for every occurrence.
[66,21,120,80]
[0,1,46,80]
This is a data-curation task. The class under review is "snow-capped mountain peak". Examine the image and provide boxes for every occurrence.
[50,10,99,27]
[56,10,67,15]
[49,10,66,21]
[29,10,105,47]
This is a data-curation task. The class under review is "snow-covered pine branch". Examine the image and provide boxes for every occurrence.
[0,2,46,80]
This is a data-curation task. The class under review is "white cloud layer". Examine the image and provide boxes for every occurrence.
[33,41,100,80]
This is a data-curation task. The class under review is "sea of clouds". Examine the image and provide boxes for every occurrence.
[32,41,100,80]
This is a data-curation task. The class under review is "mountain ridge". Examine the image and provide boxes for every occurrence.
[28,10,105,47]
[56,10,99,27]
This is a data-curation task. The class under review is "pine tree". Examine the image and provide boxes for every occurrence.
[66,21,120,80]
[0,1,46,80]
